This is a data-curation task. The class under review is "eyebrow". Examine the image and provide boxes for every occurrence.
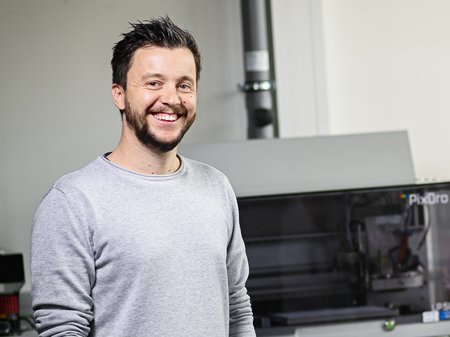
[178,75,195,84]
[140,73,195,84]
[140,73,165,81]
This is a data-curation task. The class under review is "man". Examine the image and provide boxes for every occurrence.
[31,17,256,337]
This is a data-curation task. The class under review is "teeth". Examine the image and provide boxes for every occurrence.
[155,113,177,121]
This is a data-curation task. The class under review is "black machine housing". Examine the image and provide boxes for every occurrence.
[0,253,25,336]
[238,182,450,328]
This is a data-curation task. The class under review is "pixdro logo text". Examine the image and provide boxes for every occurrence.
[400,192,449,206]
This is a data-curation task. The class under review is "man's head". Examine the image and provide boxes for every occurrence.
[111,16,202,90]
[111,17,201,154]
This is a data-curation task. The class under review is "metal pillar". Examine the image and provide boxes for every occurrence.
[240,0,278,139]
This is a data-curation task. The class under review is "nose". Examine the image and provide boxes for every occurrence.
[160,85,181,106]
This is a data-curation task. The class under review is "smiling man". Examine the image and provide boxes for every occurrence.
[31,17,256,337]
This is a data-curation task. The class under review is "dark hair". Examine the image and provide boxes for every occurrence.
[111,16,202,89]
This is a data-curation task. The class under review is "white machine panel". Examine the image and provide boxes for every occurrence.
[180,131,415,197]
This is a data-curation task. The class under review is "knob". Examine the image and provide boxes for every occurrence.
[383,319,396,332]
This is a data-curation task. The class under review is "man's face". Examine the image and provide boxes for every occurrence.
[113,46,197,153]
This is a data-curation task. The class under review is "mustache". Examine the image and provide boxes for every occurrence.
[146,105,187,116]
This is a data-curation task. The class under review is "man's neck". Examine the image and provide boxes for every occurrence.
[107,131,180,175]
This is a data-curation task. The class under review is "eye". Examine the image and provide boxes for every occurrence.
[178,83,193,92]
[145,81,162,89]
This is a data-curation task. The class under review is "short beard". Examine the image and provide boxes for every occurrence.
[123,100,195,153]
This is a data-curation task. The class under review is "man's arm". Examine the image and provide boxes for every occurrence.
[31,188,94,336]
[226,184,256,337]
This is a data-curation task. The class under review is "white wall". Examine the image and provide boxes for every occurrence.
[321,0,450,181]
[271,0,329,137]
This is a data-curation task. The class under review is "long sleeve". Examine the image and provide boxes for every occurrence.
[225,183,256,337]
[31,187,95,337]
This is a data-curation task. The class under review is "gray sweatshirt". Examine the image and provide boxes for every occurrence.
[31,155,256,337]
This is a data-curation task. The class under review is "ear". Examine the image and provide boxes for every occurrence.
[112,83,126,110]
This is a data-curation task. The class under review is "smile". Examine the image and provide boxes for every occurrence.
[153,113,179,122]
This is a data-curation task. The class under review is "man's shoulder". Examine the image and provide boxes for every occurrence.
[53,156,106,192]
[183,156,227,180]
[182,156,237,199]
